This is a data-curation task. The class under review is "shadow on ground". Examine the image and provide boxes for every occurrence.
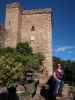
[0,87,19,100]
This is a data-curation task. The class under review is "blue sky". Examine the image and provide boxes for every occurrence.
[0,0,75,60]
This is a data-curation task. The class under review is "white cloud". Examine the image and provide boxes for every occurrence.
[56,46,74,52]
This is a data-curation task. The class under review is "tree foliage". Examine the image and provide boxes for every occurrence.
[0,43,45,87]
[16,42,32,54]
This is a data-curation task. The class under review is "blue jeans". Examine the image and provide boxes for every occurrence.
[58,80,64,95]
[54,79,61,95]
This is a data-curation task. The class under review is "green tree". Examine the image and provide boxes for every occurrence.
[16,42,32,54]
[0,42,44,87]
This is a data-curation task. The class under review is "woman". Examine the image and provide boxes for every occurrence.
[53,64,64,96]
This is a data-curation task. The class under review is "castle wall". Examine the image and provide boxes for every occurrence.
[21,12,51,52]
[21,12,52,76]
[5,5,21,48]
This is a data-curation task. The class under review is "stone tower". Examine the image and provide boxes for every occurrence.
[20,9,53,76]
[4,2,53,76]
[5,2,21,47]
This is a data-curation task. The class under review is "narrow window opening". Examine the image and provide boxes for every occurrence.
[9,20,11,25]
[31,25,35,31]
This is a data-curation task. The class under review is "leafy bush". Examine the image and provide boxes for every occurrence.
[0,43,44,87]
[16,42,32,54]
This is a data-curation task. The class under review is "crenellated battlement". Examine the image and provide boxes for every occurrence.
[6,2,21,8]
[22,8,52,15]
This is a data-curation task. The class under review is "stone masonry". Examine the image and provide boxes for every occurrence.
[3,2,52,76]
